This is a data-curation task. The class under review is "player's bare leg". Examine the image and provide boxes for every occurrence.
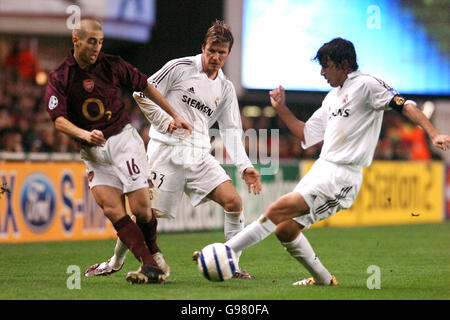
[85,189,170,279]
[87,186,164,284]
[85,189,170,278]
[126,187,170,281]
[128,189,161,252]
[208,180,253,279]
[85,234,169,278]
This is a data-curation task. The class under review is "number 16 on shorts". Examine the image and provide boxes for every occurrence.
[126,158,141,175]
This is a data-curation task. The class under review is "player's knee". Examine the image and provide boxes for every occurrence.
[130,204,152,223]
[275,221,302,243]
[223,194,242,212]
[102,205,124,223]
[275,227,295,243]
[102,205,113,217]
[127,195,149,220]
[265,203,284,224]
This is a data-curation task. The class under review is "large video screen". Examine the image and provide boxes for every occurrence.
[240,0,450,95]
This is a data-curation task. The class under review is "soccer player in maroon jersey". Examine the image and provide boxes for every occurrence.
[45,19,191,284]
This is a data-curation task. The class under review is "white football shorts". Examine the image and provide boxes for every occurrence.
[81,124,150,194]
[147,139,231,219]
[293,158,363,228]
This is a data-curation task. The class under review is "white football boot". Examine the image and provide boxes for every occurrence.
[292,275,339,286]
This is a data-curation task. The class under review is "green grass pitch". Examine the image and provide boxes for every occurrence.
[0,223,448,301]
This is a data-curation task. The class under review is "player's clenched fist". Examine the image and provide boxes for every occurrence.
[432,134,450,151]
[84,129,106,146]
[269,86,287,110]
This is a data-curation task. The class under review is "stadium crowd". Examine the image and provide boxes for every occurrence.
[0,41,437,162]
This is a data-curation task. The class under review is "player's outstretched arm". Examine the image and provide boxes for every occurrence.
[143,83,192,134]
[269,86,306,142]
[54,116,105,146]
[402,103,450,151]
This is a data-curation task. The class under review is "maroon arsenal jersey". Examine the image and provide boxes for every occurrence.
[45,50,148,139]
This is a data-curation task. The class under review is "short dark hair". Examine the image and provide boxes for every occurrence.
[314,38,358,71]
[203,20,234,51]
[72,19,103,40]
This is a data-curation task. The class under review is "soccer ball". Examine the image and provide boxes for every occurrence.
[196,243,237,281]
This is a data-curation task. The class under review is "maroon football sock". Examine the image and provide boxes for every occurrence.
[137,213,160,255]
[113,215,157,267]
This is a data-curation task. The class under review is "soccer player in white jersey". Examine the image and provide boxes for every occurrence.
[85,20,262,279]
[220,38,450,286]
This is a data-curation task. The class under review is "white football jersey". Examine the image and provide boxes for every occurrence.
[302,70,398,167]
[134,54,252,173]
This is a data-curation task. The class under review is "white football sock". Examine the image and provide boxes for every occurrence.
[282,232,332,285]
[109,238,129,269]
[225,215,276,254]
[224,211,245,268]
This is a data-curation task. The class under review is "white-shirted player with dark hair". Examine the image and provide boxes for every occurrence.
[85,20,262,279]
[216,37,450,286]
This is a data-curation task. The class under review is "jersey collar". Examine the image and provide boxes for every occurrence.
[65,50,77,67]
[340,70,362,88]
[346,70,361,79]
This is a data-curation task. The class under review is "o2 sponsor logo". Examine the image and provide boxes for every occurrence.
[20,173,56,233]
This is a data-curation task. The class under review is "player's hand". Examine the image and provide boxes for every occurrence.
[432,134,450,151]
[147,182,154,200]
[84,129,106,146]
[167,120,177,133]
[242,167,262,195]
[173,115,192,135]
[269,86,287,111]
